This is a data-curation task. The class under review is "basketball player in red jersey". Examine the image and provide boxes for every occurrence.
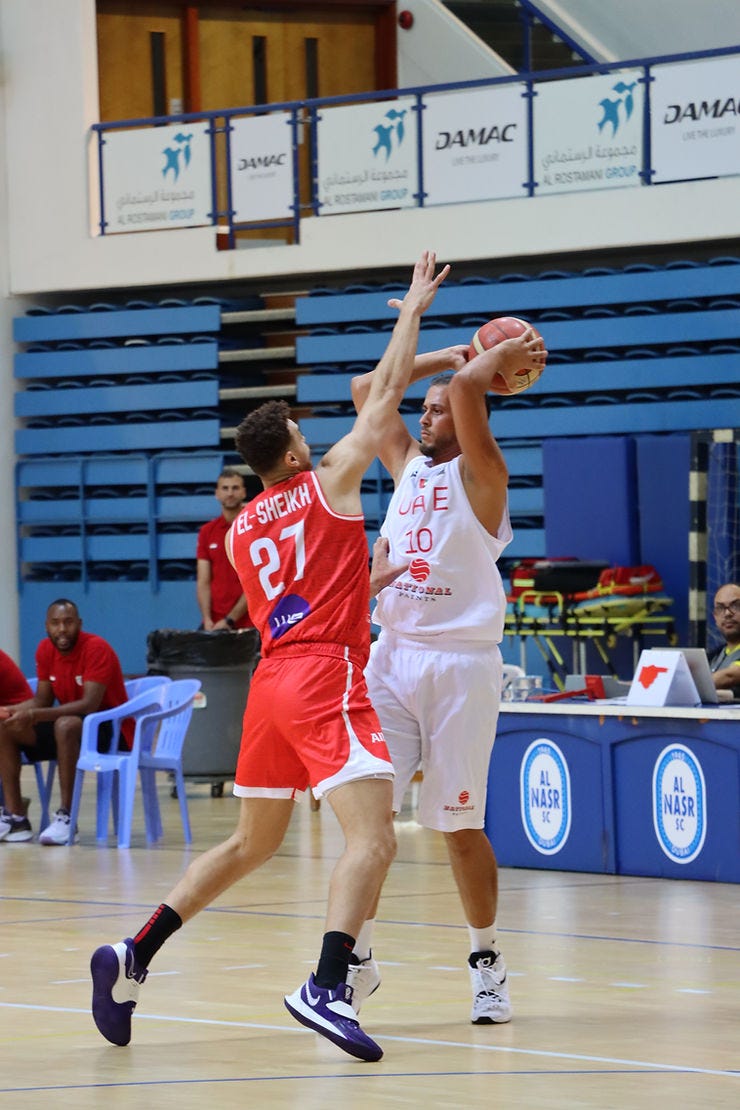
[350,326,546,1027]
[89,251,450,1063]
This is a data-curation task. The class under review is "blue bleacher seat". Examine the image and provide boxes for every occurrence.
[709,342,740,354]
[622,348,659,359]
[708,297,740,309]
[667,389,703,401]
[666,300,702,312]
[665,345,702,357]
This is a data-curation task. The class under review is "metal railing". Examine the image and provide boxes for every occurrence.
[91,43,740,246]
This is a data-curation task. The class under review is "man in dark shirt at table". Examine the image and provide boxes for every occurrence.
[709,582,740,700]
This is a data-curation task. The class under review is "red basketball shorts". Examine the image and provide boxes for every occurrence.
[234,648,393,801]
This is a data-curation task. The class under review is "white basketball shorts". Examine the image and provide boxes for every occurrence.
[366,630,503,832]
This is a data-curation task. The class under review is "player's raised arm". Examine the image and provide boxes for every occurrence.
[318,252,449,499]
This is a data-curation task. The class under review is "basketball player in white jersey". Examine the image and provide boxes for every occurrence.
[349,327,546,1024]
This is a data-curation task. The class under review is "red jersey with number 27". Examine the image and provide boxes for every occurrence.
[227,470,371,663]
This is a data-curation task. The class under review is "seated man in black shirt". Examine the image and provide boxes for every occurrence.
[709,583,740,699]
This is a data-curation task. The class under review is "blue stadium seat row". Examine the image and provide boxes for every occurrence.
[296,308,740,365]
[14,305,222,343]
[15,340,220,379]
[296,263,740,326]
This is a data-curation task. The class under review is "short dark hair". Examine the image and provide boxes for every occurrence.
[217,467,246,487]
[234,400,293,476]
[427,372,493,415]
[429,372,454,390]
[47,598,79,616]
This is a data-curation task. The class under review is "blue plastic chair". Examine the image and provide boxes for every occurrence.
[68,686,168,848]
[137,679,202,844]
[125,675,171,700]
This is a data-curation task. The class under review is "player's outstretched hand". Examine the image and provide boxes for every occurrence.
[387,250,450,316]
[369,537,409,598]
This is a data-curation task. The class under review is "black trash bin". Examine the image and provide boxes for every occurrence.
[146,629,260,796]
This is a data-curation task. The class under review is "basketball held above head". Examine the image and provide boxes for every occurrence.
[468,316,546,395]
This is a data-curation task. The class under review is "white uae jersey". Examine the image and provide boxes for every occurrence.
[373,454,511,642]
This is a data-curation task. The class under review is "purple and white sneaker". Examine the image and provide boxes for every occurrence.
[91,938,148,1045]
[284,973,383,1062]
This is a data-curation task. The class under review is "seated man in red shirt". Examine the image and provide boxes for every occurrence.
[0,599,131,845]
[196,468,252,630]
[0,650,34,840]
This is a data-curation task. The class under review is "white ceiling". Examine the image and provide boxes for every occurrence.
[529,0,740,62]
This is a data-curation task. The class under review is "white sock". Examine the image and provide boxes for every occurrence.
[468,922,497,954]
[353,920,376,962]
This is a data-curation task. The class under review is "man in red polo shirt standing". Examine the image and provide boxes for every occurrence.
[196,468,252,630]
[0,599,131,845]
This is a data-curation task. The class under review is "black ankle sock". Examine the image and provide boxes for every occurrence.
[132,903,182,968]
[314,930,356,989]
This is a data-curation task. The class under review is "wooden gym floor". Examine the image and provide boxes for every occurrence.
[1,770,738,1108]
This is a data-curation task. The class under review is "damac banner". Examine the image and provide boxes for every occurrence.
[650,56,740,183]
[103,123,212,233]
[422,85,529,206]
[317,98,418,215]
[230,113,295,222]
[534,70,644,195]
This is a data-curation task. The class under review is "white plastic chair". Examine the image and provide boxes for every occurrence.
[138,678,201,845]
[501,663,525,698]
[68,685,169,848]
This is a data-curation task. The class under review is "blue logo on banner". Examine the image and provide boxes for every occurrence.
[520,739,571,854]
[652,744,706,863]
[372,108,407,161]
[162,132,193,182]
[597,80,637,137]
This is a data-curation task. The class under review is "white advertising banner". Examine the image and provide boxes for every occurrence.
[318,98,418,215]
[650,56,740,183]
[230,113,295,222]
[103,123,212,233]
[422,85,529,206]
[534,70,644,195]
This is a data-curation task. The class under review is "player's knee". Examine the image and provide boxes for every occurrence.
[444,826,487,860]
[369,824,397,871]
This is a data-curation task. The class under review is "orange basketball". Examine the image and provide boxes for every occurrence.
[468,316,545,395]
